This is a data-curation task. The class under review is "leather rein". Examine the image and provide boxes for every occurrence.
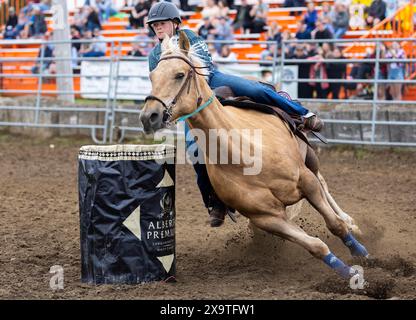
[144,55,209,125]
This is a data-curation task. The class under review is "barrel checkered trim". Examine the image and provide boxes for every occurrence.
[78,144,176,161]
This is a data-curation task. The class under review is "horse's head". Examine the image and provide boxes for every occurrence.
[140,31,206,134]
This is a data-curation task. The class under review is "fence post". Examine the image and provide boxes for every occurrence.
[103,41,115,144]
[278,40,285,88]
[272,40,278,84]
[371,40,381,143]
[52,0,74,103]
[34,45,45,125]
[109,42,122,143]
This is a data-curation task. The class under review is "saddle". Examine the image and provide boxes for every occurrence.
[214,85,327,144]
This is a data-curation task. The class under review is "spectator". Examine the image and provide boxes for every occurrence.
[198,16,216,40]
[213,16,234,49]
[86,6,102,31]
[319,2,332,21]
[28,7,47,38]
[232,0,253,33]
[287,44,313,98]
[218,0,230,18]
[326,47,347,99]
[80,28,107,57]
[38,0,51,12]
[72,7,89,31]
[212,44,238,64]
[260,42,278,66]
[312,19,333,45]
[295,21,311,40]
[260,69,273,84]
[366,0,386,26]
[331,2,350,39]
[376,43,388,100]
[132,31,154,56]
[127,41,146,57]
[71,25,82,53]
[308,46,329,98]
[97,0,117,22]
[303,2,318,32]
[386,41,406,100]
[267,21,282,44]
[283,0,306,16]
[32,31,54,74]
[129,0,150,28]
[201,0,220,21]
[6,7,18,29]
[248,0,268,33]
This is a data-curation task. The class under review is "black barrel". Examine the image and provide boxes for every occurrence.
[78,144,176,284]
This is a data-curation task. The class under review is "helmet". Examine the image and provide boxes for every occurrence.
[147,1,182,25]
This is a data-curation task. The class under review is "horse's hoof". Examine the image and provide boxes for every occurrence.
[210,218,224,227]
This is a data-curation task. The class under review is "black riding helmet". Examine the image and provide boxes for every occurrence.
[147,2,182,34]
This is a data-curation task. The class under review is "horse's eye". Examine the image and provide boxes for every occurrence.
[175,73,185,79]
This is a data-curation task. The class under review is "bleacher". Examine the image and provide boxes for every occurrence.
[0,0,415,98]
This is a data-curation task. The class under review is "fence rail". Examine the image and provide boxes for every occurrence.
[0,37,415,146]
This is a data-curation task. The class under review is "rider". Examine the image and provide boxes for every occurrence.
[146,1,323,227]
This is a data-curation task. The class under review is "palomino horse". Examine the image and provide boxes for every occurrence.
[140,32,369,278]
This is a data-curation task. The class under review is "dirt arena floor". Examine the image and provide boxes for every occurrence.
[0,132,415,300]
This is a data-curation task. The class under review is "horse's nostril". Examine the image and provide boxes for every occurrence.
[149,112,159,124]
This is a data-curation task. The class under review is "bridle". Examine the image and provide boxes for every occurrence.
[144,54,212,126]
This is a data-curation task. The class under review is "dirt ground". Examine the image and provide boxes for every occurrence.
[0,133,415,300]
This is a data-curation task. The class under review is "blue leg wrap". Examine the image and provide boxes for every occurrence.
[343,232,369,257]
[323,253,352,279]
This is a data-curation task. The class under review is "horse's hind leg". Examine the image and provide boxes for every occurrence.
[249,209,353,278]
[299,168,369,258]
[304,145,361,234]
[316,171,361,234]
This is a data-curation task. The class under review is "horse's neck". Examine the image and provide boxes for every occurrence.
[186,77,232,132]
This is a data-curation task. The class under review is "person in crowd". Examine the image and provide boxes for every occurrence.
[295,21,311,39]
[129,0,151,28]
[28,6,47,38]
[366,0,387,27]
[212,44,238,64]
[212,16,234,52]
[80,28,107,57]
[217,0,230,18]
[267,21,282,44]
[312,19,334,45]
[248,0,268,33]
[303,2,318,32]
[86,5,102,31]
[331,2,350,39]
[32,31,55,74]
[97,0,117,22]
[386,41,406,100]
[287,43,313,98]
[198,16,216,40]
[232,0,254,33]
[326,47,347,99]
[308,46,329,98]
[201,0,221,21]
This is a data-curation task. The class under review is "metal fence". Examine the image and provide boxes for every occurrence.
[0,37,415,146]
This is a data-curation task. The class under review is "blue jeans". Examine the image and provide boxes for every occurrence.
[208,69,309,116]
[184,122,219,208]
[83,51,105,57]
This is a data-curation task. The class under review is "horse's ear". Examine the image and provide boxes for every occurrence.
[161,34,170,52]
[178,30,190,55]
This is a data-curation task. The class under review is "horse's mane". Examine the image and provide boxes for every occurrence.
[160,34,209,76]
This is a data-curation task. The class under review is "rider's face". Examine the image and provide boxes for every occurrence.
[152,20,176,39]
